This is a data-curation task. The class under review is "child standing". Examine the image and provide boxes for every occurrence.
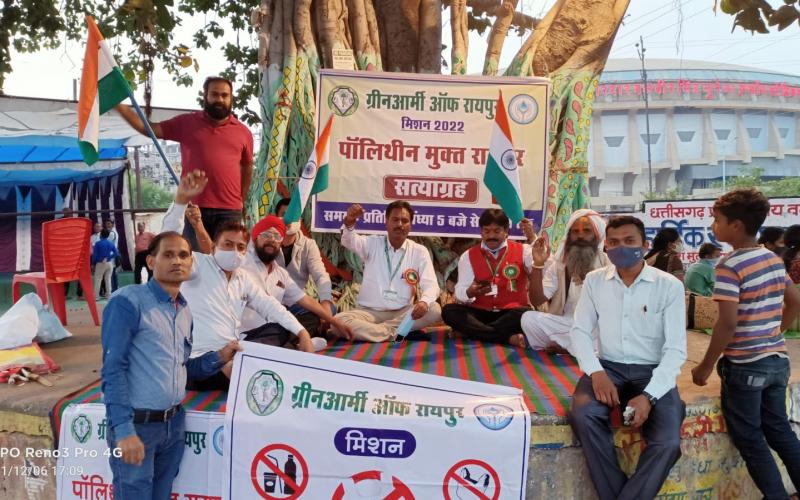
[693,188,800,499]
[92,229,119,300]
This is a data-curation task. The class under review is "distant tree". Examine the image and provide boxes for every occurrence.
[642,187,686,201]
[711,167,800,197]
[140,178,174,209]
[717,0,799,33]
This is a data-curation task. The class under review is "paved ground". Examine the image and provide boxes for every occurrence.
[2,299,799,418]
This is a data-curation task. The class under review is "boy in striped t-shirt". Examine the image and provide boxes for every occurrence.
[693,188,800,499]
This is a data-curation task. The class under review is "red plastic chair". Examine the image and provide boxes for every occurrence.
[11,217,100,326]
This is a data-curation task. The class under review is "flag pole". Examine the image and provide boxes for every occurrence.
[126,91,180,185]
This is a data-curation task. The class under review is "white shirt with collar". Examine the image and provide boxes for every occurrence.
[277,233,333,302]
[161,203,305,357]
[240,250,307,331]
[569,263,687,399]
[454,240,533,303]
[341,226,440,311]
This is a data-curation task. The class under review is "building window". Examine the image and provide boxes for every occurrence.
[747,128,761,139]
[640,133,661,145]
[676,131,695,142]
[714,129,731,141]
[604,136,624,147]
[779,128,789,139]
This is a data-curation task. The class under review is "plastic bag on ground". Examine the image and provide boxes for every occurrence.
[0,293,40,349]
[35,306,72,344]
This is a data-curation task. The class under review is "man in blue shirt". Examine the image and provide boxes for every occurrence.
[101,231,241,499]
[92,229,119,300]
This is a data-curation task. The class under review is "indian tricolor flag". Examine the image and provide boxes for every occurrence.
[283,115,334,224]
[484,90,525,224]
[78,16,131,165]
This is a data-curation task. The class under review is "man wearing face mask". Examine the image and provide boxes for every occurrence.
[684,243,722,297]
[240,215,353,341]
[161,171,315,391]
[441,208,535,345]
[116,76,253,249]
[520,209,610,354]
[568,215,687,500]
[331,201,441,342]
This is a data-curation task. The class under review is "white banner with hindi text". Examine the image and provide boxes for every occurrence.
[225,341,530,499]
[56,404,224,500]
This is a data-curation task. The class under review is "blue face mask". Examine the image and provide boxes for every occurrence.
[607,245,644,269]
[705,258,719,267]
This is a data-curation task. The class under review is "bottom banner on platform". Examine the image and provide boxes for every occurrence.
[225,341,531,499]
[56,404,224,500]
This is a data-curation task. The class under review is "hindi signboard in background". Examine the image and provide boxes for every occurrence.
[225,342,530,499]
[312,69,550,237]
[637,198,800,264]
[57,404,224,499]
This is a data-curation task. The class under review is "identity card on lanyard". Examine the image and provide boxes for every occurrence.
[382,237,406,301]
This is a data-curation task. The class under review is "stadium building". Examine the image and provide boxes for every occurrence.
[589,58,800,211]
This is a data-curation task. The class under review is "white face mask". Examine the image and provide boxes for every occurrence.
[213,248,245,271]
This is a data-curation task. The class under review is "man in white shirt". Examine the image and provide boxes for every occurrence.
[442,209,535,345]
[240,214,353,340]
[331,202,441,342]
[274,198,335,316]
[521,209,610,354]
[568,215,687,500]
[104,219,119,247]
[161,171,315,390]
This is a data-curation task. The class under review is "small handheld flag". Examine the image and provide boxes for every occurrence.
[283,115,334,224]
[483,90,525,224]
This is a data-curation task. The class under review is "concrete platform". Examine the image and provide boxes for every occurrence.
[1,299,798,499]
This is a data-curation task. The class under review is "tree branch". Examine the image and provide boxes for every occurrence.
[444,0,541,32]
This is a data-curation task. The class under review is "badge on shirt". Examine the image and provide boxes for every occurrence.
[503,264,520,292]
[402,269,420,301]
[487,283,498,296]
[382,289,399,300]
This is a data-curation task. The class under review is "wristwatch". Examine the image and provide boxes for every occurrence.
[642,391,658,407]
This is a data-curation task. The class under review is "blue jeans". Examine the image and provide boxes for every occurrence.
[107,407,186,500]
[719,355,800,500]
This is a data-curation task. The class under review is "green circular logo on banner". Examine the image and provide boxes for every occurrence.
[328,86,359,117]
[246,370,284,416]
[71,414,92,444]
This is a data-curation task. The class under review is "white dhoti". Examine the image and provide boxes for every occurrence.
[520,310,574,354]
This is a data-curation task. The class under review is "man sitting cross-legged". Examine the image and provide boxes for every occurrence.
[441,208,535,345]
[330,202,441,342]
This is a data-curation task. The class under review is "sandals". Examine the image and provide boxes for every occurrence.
[7,367,53,387]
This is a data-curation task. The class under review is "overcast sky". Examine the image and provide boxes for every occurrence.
[5,0,800,110]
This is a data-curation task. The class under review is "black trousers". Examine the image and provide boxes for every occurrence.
[134,250,153,284]
[186,371,230,391]
[441,303,530,344]
[568,359,685,500]
[183,207,241,251]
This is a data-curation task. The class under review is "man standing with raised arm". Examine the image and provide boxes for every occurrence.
[116,76,253,246]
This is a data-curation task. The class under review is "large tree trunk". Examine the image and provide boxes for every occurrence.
[248,0,630,297]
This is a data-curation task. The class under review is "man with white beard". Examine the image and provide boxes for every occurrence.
[519,209,609,353]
